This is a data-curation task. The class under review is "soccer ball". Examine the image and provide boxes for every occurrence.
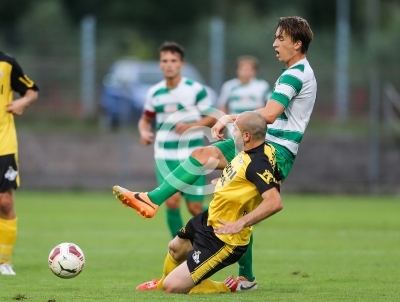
[48,243,85,279]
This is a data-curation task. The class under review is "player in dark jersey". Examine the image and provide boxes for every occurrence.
[0,51,39,275]
[119,111,283,293]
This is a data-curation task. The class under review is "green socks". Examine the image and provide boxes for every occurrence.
[148,156,205,206]
[238,233,255,281]
[166,208,183,238]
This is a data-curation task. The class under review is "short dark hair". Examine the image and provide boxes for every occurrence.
[236,55,259,70]
[158,42,185,60]
[275,16,313,54]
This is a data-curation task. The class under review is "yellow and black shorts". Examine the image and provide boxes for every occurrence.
[0,154,19,192]
[177,210,247,285]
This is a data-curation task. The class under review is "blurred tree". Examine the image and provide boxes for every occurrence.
[0,0,34,46]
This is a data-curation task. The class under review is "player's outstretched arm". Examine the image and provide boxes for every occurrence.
[214,187,282,235]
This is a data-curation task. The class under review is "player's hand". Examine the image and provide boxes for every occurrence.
[6,98,29,116]
[214,218,245,235]
[174,122,191,135]
[211,115,230,141]
[140,131,154,146]
[211,177,220,185]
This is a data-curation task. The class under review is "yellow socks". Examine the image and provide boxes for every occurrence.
[0,218,17,264]
[156,252,183,290]
[189,279,231,294]
[154,251,231,294]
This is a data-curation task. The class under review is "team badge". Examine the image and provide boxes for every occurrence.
[256,169,275,184]
[4,166,18,181]
[192,250,201,264]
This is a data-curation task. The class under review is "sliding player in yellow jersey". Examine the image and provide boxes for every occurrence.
[114,111,283,293]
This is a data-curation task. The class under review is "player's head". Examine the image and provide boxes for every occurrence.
[158,42,185,60]
[275,16,313,54]
[273,16,313,66]
[158,42,185,79]
[236,55,259,83]
[232,111,267,151]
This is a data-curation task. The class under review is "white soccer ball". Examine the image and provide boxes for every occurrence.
[48,242,85,279]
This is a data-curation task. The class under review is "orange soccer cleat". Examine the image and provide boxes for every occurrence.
[112,186,158,218]
[136,278,160,290]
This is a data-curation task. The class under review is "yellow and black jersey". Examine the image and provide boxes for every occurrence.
[0,51,39,156]
[207,142,282,246]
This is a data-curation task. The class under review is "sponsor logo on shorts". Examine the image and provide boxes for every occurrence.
[192,250,201,264]
[4,166,18,181]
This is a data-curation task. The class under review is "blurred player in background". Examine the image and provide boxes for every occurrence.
[136,42,215,238]
[113,16,316,290]
[0,51,39,275]
[218,55,270,136]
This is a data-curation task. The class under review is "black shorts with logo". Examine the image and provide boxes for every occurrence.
[0,154,19,192]
[177,210,248,285]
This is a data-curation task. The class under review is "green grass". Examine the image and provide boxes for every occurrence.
[1,191,400,301]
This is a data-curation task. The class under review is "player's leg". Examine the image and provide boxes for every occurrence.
[236,233,256,285]
[137,235,192,291]
[137,213,196,291]
[113,139,237,218]
[0,154,19,276]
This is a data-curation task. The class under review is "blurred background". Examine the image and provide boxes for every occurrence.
[1,0,399,194]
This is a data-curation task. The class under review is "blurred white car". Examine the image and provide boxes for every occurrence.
[100,59,217,129]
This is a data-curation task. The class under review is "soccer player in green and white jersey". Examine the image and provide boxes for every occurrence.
[218,55,270,116]
[137,42,215,238]
[113,16,316,291]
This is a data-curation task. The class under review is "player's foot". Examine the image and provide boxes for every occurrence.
[0,263,16,276]
[112,186,158,218]
[223,276,239,292]
[236,276,258,290]
[136,278,160,290]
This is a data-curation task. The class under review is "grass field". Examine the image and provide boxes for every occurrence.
[1,191,400,302]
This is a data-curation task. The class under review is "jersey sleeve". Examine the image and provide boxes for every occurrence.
[269,70,303,108]
[245,155,280,195]
[10,57,39,96]
[143,88,156,117]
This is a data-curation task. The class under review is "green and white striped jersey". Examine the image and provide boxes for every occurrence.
[217,78,271,114]
[144,76,214,161]
[266,58,317,163]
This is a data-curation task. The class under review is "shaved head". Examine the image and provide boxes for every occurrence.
[236,111,267,141]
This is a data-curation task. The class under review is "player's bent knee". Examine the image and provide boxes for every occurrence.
[168,237,190,262]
